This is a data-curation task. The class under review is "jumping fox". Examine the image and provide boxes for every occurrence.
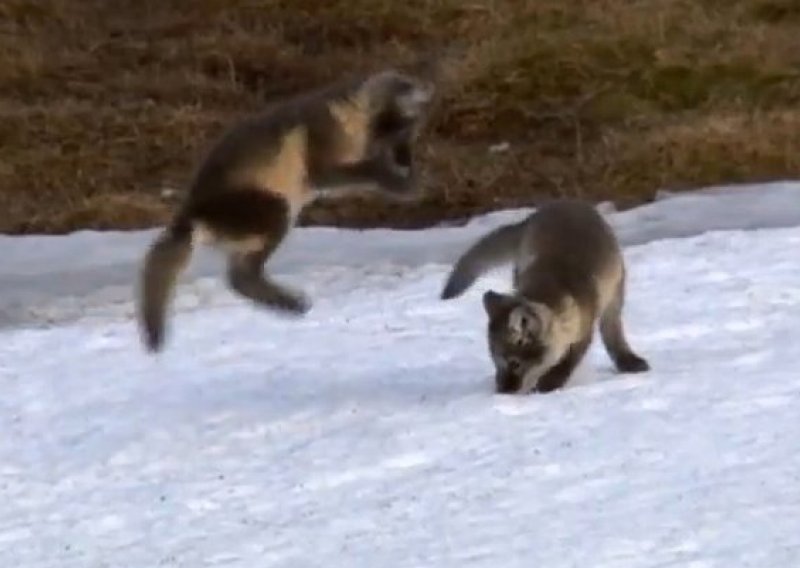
[137,68,436,352]
[440,199,650,394]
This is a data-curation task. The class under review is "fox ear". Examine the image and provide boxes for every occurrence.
[362,70,434,118]
[396,81,434,118]
[482,290,517,320]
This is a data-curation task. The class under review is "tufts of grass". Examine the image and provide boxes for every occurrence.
[1,0,799,233]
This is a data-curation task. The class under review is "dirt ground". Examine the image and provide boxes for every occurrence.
[1,0,799,234]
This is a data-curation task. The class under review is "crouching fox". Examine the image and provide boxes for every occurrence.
[441,199,650,394]
[137,68,436,352]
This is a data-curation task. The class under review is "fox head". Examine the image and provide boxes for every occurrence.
[482,290,566,394]
[323,69,436,196]
[362,70,436,128]
[361,70,436,195]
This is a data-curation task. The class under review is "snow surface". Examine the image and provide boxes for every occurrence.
[3,180,800,330]
[1,182,800,567]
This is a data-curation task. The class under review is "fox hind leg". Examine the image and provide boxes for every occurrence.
[191,187,311,316]
[226,243,310,315]
[599,274,650,373]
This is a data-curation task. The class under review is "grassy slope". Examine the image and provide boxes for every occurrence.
[1,0,799,234]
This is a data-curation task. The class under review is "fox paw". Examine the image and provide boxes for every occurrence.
[615,353,650,373]
[291,291,313,314]
[278,292,311,315]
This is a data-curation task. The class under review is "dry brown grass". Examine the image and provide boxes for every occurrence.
[1,0,799,234]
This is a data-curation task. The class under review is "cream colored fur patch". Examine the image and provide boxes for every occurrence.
[327,92,371,164]
[192,223,267,255]
[518,297,583,393]
[595,256,624,312]
[230,126,310,213]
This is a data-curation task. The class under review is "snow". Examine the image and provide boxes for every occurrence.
[3,179,800,330]
[1,181,800,567]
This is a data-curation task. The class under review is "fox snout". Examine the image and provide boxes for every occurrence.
[494,369,523,394]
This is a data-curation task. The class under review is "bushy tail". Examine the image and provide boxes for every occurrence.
[441,220,526,300]
[137,216,194,352]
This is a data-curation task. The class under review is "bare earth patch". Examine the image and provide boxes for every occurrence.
[1,0,799,234]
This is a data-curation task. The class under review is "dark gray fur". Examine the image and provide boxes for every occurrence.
[442,199,650,394]
[138,69,436,353]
